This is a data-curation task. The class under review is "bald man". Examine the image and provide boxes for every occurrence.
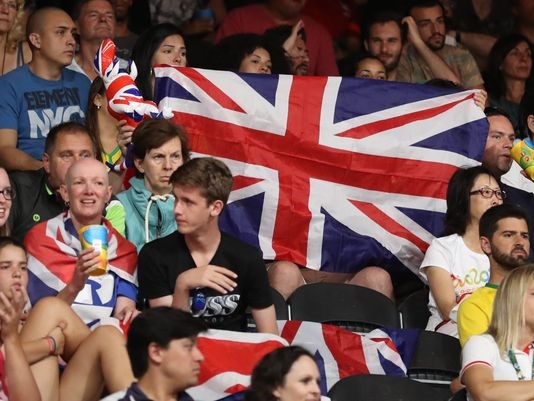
[0,7,90,171]
[24,158,138,327]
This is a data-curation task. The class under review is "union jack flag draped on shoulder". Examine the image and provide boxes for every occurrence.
[154,67,488,279]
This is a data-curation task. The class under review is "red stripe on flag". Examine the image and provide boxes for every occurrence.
[233,175,263,191]
[280,320,302,344]
[197,337,284,383]
[186,69,246,113]
[339,93,474,139]
[350,200,430,252]
[322,324,372,377]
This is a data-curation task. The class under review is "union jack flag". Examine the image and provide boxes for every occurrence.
[187,321,411,401]
[154,67,488,278]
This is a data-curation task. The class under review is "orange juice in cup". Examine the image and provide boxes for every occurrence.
[79,225,108,276]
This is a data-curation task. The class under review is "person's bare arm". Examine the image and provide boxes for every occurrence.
[172,265,237,311]
[22,324,65,364]
[113,296,139,325]
[251,305,278,335]
[425,266,457,320]
[403,16,460,84]
[148,295,173,308]
[0,129,42,171]
[0,289,42,401]
[463,363,534,401]
[57,248,101,305]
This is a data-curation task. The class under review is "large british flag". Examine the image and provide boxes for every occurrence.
[154,67,488,279]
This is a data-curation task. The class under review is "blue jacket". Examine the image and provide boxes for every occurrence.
[116,177,176,251]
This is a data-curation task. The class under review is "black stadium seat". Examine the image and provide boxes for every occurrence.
[288,283,400,332]
[398,287,430,329]
[328,374,449,401]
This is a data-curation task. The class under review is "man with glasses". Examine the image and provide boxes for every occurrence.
[457,203,530,346]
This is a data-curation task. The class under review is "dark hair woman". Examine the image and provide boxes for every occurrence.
[420,165,503,337]
[486,34,533,137]
[246,346,321,401]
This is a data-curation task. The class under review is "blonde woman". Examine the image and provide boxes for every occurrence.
[461,264,534,401]
[0,0,31,75]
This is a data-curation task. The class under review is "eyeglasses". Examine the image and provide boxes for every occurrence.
[0,188,15,200]
[470,187,506,200]
[0,1,18,11]
[0,187,15,200]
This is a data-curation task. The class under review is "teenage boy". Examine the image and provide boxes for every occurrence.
[138,157,277,334]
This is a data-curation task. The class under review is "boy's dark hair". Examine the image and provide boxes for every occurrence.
[479,203,529,240]
[170,157,233,206]
[127,307,207,378]
[0,236,26,254]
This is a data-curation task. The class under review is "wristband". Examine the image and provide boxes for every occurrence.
[44,335,57,355]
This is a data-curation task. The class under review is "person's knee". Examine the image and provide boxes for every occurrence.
[91,324,125,342]
[31,296,69,314]
[348,266,394,299]
[267,260,304,299]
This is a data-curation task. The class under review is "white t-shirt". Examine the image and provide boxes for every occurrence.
[461,334,534,401]
[420,234,489,336]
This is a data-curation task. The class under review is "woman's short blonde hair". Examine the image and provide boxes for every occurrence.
[488,264,534,356]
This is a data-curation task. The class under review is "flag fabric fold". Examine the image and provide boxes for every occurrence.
[154,67,488,279]
[188,320,415,401]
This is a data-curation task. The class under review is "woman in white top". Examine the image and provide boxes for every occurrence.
[420,165,504,337]
[462,264,534,401]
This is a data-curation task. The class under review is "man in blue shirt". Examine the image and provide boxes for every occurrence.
[0,7,90,171]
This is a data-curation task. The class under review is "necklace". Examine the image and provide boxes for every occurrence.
[508,346,534,380]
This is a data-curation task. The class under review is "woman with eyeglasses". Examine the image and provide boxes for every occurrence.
[0,167,13,236]
[420,165,504,338]
[0,0,31,76]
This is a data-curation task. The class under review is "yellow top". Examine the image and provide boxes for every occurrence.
[457,284,498,347]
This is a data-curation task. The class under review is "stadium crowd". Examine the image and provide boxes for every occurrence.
[0,0,532,400]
